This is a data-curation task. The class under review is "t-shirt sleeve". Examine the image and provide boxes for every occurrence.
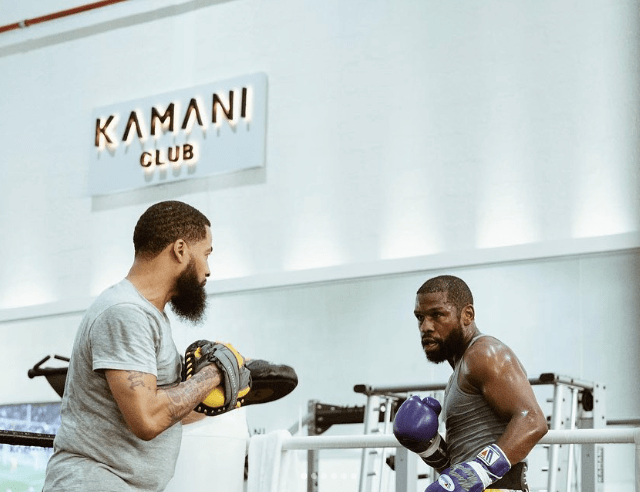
[89,303,159,376]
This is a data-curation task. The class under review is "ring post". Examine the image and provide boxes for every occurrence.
[566,387,578,491]
[358,395,381,492]
[636,428,640,492]
[548,381,564,492]
[307,400,319,492]
[394,446,416,492]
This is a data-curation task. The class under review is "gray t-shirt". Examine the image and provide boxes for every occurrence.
[43,279,183,492]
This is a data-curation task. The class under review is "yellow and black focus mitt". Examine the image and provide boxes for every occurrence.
[242,359,298,406]
[182,340,299,416]
[182,340,252,416]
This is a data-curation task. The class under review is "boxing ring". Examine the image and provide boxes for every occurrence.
[258,428,640,492]
[0,428,640,492]
[281,375,639,492]
[4,365,639,491]
[1,414,639,491]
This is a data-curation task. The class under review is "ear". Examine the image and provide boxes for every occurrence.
[171,239,189,264]
[461,304,475,325]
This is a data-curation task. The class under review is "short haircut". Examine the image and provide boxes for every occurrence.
[417,275,474,314]
[133,201,211,259]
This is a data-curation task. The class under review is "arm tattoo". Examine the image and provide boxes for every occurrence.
[164,365,221,423]
[126,371,147,391]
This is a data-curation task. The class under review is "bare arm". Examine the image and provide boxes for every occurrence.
[105,364,221,441]
[463,338,548,464]
[182,411,207,425]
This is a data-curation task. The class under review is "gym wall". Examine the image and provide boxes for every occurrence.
[0,0,638,489]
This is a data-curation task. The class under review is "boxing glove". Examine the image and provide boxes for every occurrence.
[393,395,450,471]
[425,443,511,492]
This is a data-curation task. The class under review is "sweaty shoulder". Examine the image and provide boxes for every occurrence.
[460,336,524,393]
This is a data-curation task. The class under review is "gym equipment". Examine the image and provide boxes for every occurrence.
[293,373,633,492]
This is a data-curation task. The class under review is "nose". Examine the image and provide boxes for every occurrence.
[419,318,434,334]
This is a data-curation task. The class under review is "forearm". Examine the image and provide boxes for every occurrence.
[182,411,207,425]
[156,365,222,428]
[106,365,222,441]
[497,408,548,464]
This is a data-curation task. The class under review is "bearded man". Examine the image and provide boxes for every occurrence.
[44,201,223,492]
[394,275,548,492]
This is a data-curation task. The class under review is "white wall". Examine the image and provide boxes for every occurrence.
[0,0,638,490]
[0,0,638,307]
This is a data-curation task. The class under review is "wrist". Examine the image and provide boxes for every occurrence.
[191,364,222,387]
[417,433,450,471]
[474,444,511,482]
[431,444,510,492]
[204,364,222,384]
[417,434,442,458]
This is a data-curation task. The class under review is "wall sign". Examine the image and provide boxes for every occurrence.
[90,72,267,195]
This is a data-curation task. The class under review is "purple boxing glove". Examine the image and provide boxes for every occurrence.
[393,395,450,471]
[425,444,511,492]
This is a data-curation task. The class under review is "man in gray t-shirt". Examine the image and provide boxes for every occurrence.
[44,201,232,491]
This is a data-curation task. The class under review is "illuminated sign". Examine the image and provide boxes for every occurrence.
[90,72,267,195]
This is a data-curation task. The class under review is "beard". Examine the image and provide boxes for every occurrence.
[170,258,208,324]
[422,323,467,364]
